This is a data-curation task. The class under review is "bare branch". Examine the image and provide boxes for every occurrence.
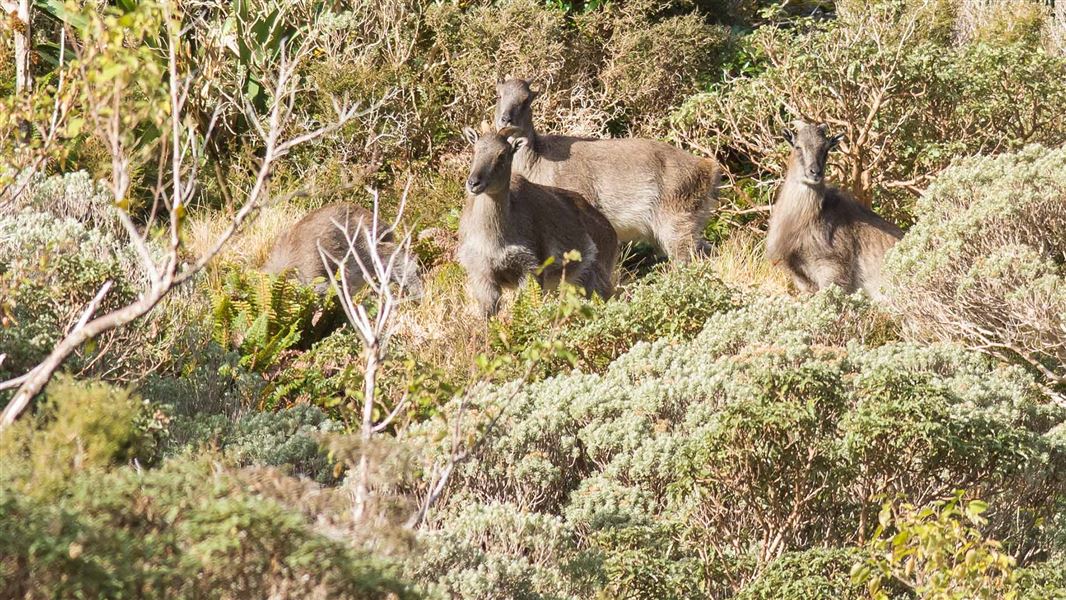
[0,15,363,428]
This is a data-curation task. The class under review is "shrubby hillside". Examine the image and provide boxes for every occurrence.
[2,0,1065,598]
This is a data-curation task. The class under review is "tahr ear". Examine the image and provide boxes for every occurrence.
[509,136,529,153]
[829,132,845,148]
[782,129,795,146]
[462,126,479,146]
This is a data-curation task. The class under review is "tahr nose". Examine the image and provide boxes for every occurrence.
[467,176,485,194]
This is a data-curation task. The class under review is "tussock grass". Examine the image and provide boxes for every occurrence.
[186,203,303,287]
[393,263,490,382]
[706,229,791,295]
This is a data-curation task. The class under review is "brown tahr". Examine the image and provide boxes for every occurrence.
[263,202,422,299]
[767,121,903,299]
[459,122,618,318]
[495,78,720,262]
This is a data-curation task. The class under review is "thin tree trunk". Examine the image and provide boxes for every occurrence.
[14,0,31,94]
[352,340,379,522]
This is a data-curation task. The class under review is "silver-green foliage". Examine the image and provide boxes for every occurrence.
[414,501,601,600]
[0,172,186,390]
[165,404,341,483]
[5,170,121,236]
[0,209,138,381]
[883,144,1066,393]
[414,289,1066,598]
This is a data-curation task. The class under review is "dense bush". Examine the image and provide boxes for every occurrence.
[4,170,121,235]
[0,209,137,382]
[1016,557,1066,599]
[591,2,732,134]
[429,0,603,138]
[0,376,163,495]
[0,172,200,397]
[412,501,603,599]
[884,145,1066,396]
[164,403,340,483]
[0,376,412,598]
[734,548,875,600]
[0,456,415,599]
[280,3,453,195]
[854,492,1018,599]
[413,289,1066,597]
[673,0,1066,218]
[497,261,738,374]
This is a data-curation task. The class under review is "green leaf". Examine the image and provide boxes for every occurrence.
[33,0,90,30]
[878,503,893,528]
[965,499,989,519]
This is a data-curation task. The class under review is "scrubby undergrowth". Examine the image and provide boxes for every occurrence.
[412,289,1066,598]
[884,144,1066,397]
[3,0,1066,598]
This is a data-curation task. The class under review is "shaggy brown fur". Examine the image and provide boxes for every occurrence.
[459,122,618,317]
[495,78,720,261]
[767,121,903,299]
[263,203,422,298]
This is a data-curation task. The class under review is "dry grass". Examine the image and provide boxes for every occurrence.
[706,229,791,295]
[956,0,1050,45]
[393,263,490,382]
[185,202,304,287]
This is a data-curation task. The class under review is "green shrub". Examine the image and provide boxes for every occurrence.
[883,145,1066,395]
[588,520,707,600]
[264,330,364,412]
[138,324,263,420]
[497,261,737,374]
[1015,557,1066,600]
[5,170,121,236]
[736,548,881,600]
[263,327,457,429]
[0,376,163,496]
[281,3,453,187]
[415,289,1066,597]
[0,455,415,599]
[853,492,1018,600]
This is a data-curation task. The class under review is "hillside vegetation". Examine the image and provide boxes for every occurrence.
[1,0,1065,598]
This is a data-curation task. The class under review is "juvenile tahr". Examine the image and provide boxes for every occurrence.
[495,78,720,262]
[767,121,903,299]
[263,203,423,299]
[459,122,618,318]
